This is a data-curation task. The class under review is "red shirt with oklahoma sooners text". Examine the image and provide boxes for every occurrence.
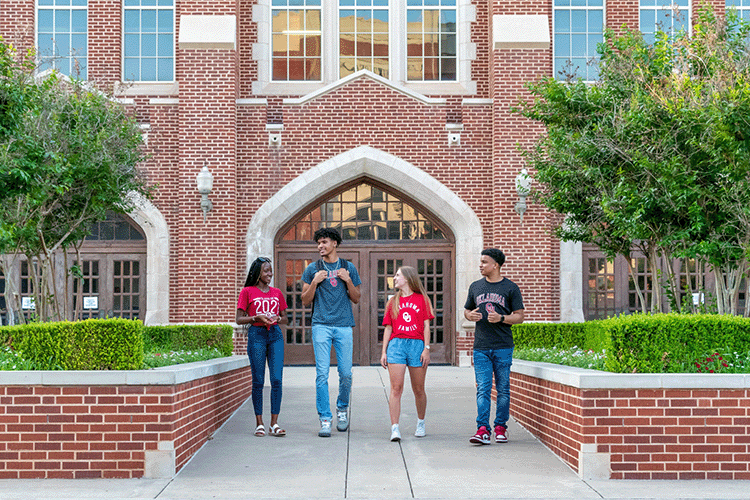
[237,286,288,327]
[382,293,434,341]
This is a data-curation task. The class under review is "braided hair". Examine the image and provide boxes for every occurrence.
[244,257,270,288]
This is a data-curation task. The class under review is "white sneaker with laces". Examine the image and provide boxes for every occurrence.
[390,424,401,442]
[319,419,332,437]
[415,419,426,437]
[337,410,349,432]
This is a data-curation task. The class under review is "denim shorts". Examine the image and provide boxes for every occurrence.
[386,337,425,367]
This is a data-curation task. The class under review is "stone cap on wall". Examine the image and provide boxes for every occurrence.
[0,355,248,386]
[513,359,750,389]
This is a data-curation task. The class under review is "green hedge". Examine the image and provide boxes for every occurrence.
[512,321,609,352]
[512,314,750,373]
[1,318,144,370]
[603,313,750,373]
[142,324,233,356]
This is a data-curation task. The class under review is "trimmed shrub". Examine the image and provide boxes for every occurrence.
[3,318,144,370]
[604,313,750,373]
[142,324,233,356]
[512,322,609,352]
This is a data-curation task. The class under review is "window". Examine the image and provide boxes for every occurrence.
[36,0,87,78]
[726,1,750,21]
[339,0,390,78]
[406,0,456,81]
[272,0,322,81]
[639,0,690,43]
[281,182,446,241]
[553,0,604,81]
[266,0,466,89]
[123,0,175,82]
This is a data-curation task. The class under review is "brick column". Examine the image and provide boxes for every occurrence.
[175,11,238,323]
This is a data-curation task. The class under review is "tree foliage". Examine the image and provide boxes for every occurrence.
[0,38,151,323]
[516,6,750,315]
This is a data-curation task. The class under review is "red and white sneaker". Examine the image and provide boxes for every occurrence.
[469,426,491,445]
[494,425,508,443]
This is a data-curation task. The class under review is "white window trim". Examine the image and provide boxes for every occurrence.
[551,0,606,83]
[35,0,89,79]
[638,0,692,38]
[252,0,476,96]
[121,1,176,84]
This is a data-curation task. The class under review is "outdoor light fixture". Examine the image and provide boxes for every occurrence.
[196,163,214,222]
[514,167,532,223]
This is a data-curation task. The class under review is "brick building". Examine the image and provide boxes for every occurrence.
[0,1,732,365]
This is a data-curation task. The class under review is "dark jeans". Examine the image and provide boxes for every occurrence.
[247,325,284,416]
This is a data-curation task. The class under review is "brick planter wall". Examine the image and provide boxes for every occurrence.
[0,357,250,479]
[510,361,750,480]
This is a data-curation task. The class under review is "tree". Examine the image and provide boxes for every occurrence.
[515,6,750,316]
[0,38,152,323]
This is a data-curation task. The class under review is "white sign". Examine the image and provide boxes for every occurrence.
[83,297,99,310]
[21,297,35,310]
[692,292,704,306]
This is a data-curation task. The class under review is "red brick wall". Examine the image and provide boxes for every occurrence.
[0,365,250,479]
[511,372,750,480]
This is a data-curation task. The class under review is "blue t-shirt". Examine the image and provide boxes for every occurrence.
[302,259,361,327]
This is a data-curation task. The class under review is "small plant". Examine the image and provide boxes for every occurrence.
[513,346,607,370]
[0,346,37,370]
[685,349,750,374]
[143,348,225,369]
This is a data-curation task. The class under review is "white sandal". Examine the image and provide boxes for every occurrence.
[254,424,266,437]
[269,424,286,437]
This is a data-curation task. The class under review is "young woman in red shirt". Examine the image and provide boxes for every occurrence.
[236,257,288,437]
[380,266,434,441]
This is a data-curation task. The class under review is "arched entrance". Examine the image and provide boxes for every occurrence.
[243,146,484,366]
[276,179,454,365]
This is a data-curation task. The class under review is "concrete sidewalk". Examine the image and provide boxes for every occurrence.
[0,366,748,499]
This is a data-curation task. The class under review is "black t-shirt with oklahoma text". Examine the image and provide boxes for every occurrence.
[464,277,525,350]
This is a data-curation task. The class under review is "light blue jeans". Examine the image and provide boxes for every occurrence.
[312,325,353,421]
[474,348,513,430]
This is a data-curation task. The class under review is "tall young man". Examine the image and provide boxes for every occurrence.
[301,228,362,437]
[464,248,525,445]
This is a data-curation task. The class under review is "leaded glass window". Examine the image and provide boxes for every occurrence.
[282,183,446,241]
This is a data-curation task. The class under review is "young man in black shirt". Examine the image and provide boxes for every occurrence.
[464,248,525,444]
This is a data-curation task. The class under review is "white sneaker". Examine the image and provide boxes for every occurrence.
[390,424,401,442]
[319,420,331,437]
[415,419,426,438]
[336,410,349,431]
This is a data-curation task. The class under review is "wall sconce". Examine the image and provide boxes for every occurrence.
[196,163,213,222]
[514,168,532,222]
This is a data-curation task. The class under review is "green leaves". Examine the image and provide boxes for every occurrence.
[517,5,750,314]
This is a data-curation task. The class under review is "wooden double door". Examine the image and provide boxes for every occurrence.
[278,247,453,365]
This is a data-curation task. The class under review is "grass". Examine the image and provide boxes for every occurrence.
[513,346,750,373]
[0,345,226,370]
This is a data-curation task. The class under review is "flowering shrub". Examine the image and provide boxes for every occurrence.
[686,350,750,374]
[0,346,37,370]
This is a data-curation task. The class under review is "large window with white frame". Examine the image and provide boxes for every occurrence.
[36,0,87,78]
[270,0,458,83]
[639,0,690,43]
[123,0,175,82]
[553,0,604,81]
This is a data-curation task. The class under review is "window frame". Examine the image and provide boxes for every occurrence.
[256,0,476,95]
[552,0,605,82]
[121,0,176,83]
[36,0,88,79]
[639,0,691,43]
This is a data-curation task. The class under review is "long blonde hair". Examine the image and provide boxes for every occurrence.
[386,266,434,319]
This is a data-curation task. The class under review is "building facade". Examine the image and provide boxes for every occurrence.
[0,1,732,365]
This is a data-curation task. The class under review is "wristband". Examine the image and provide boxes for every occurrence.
[500,314,505,324]
[425,345,430,350]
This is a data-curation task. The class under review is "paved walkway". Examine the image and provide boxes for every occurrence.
[0,366,748,499]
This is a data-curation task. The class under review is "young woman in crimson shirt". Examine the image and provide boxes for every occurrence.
[237,257,288,437]
[380,266,434,442]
